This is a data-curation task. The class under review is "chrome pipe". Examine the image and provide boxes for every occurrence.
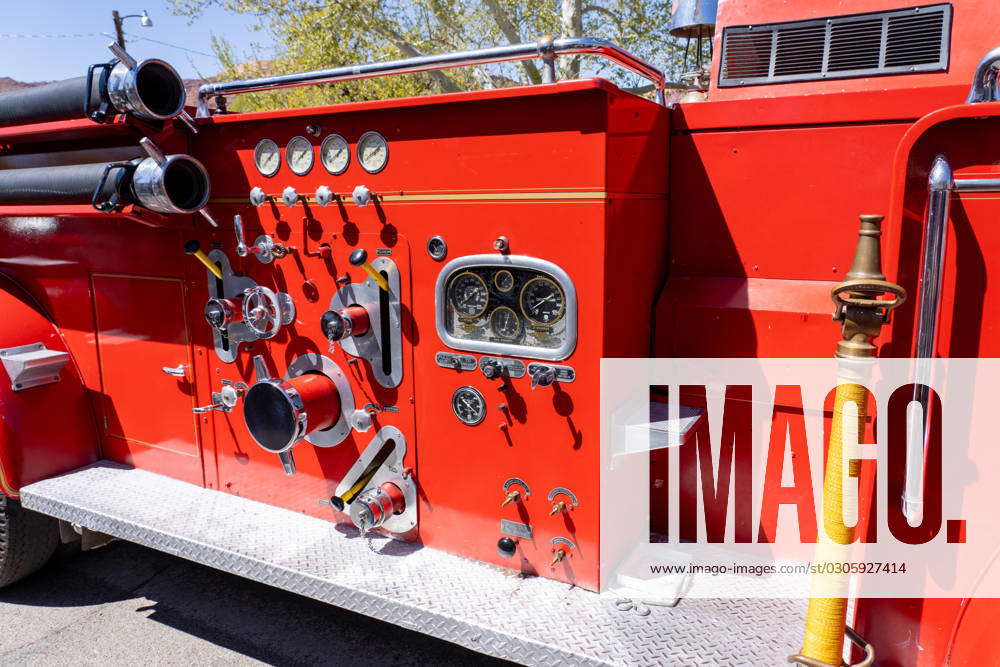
[966,45,1000,104]
[952,177,1000,192]
[196,37,668,115]
[904,155,953,524]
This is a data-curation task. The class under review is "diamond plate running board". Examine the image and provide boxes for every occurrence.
[21,462,806,665]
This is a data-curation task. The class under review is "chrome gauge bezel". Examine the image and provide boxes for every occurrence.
[357,131,389,174]
[286,135,314,176]
[320,133,350,175]
[452,385,486,426]
[253,138,281,177]
[434,254,577,361]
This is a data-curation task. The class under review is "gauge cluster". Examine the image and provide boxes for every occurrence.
[252,131,389,178]
[435,255,577,361]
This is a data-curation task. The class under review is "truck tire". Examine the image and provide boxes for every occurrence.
[0,494,59,587]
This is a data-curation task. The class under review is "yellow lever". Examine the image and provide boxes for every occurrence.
[349,249,389,292]
[184,240,223,280]
[500,490,520,508]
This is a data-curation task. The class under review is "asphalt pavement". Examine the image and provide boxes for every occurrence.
[0,539,512,666]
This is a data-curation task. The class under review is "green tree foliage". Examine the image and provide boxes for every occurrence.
[172,0,684,111]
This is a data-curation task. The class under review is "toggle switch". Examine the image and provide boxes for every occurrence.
[184,239,223,279]
[500,490,520,507]
[349,249,389,292]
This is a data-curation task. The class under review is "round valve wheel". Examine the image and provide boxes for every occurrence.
[243,372,341,453]
[242,285,295,339]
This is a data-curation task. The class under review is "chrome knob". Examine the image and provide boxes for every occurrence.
[529,364,556,389]
[315,185,334,207]
[352,185,372,207]
[282,186,299,207]
[234,214,248,257]
[249,186,267,207]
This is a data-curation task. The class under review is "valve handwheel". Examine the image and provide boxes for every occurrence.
[242,285,295,339]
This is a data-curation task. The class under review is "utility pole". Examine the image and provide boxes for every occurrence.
[112,10,126,49]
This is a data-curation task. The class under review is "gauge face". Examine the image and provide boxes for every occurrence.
[286,136,314,175]
[452,386,486,425]
[357,131,389,173]
[253,139,280,177]
[448,272,489,318]
[490,306,522,340]
[320,134,349,174]
[494,269,514,292]
[520,276,565,325]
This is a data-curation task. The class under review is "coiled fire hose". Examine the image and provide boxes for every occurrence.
[791,215,905,666]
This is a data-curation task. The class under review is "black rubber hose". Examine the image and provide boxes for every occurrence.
[0,162,129,205]
[0,70,105,127]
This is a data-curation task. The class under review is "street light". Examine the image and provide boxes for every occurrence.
[111,9,153,49]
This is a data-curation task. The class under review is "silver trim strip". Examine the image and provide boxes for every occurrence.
[434,254,577,361]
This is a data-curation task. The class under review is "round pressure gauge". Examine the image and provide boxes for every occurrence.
[286,136,314,175]
[490,306,522,340]
[357,131,388,173]
[448,271,489,318]
[320,133,350,174]
[253,139,280,177]
[452,386,486,426]
[494,269,514,292]
[520,276,566,325]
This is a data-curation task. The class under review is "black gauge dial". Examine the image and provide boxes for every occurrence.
[494,269,514,292]
[490,306,522,340]
[448,272,489,318]
[452,386,486,425]
[520,276,565,325]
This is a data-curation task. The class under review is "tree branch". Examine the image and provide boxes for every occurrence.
[483,0,541,84]
[376,25,462,93]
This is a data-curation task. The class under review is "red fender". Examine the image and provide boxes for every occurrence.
[0,275,98,495]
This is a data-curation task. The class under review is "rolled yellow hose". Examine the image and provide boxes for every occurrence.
[800,380,867,665]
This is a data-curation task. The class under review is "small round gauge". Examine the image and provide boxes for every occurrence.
[357,131,388,173]
[494,269,514,292]
[286,136,314,175]
[253,138,280,177]
[320,133,349,174]
[490,306,522,340]
[448,271,489,318]
[520,276,566,325]
[452,386,486,426]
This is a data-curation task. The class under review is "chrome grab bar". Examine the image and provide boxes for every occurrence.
[905,156,1000,523]
[966,45,1000,104]
[196,36,668,116]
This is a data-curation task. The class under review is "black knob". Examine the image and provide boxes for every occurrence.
[497,537,517,558]
[320,310,347,341]
[183,239,201,255]
[349,248,368,266]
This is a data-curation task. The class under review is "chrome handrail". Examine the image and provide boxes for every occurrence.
[966,45,1000,103]
[196,36,668,116]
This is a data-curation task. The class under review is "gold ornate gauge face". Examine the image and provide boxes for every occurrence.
[286,136,314,175]
[253,138,280,177]
[448,271,489,318]
[489,306,522,340]
[320,134,350,174]
[520,276,565,325]
[494,269,514,292]
[357,131,389,173]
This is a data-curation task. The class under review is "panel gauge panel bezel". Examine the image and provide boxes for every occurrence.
[434,254,577,361]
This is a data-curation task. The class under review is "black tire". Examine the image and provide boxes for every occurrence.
[0,494,60,587]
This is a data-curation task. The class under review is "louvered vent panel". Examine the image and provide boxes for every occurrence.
[719,3,951,87]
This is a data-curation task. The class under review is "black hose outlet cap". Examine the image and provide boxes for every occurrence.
[497,537,517,558]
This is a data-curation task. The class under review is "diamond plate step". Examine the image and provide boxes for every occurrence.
[20,462,806,666]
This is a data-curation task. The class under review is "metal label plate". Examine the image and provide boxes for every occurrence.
[479,356,526,378]
[435,351,477,371]
[500,519,533,539]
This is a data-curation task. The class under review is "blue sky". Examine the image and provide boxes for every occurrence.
[0,1,274,81]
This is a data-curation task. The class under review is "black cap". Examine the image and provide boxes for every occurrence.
[497,537,517,558]
[184,239,200,255]
[349,248,368,266]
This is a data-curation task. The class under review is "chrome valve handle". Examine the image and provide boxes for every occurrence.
[242,285,295,339]
[234,214,248,257]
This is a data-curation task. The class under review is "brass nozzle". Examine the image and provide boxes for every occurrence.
[845,215,886,282]
[549,549,566,567]
[500,490,520,507]
[549,501,567,516]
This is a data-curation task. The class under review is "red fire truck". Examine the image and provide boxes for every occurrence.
[0,0,996,664]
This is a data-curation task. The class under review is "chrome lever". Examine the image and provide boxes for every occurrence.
[161,364,187,377]
[234,214,248,257]
[192,402,223,414]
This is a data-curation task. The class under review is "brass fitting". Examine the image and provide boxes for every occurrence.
[549,548,566,567]
[831,215,906,359]
[549,501,567,516]
[500,490,520,507]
